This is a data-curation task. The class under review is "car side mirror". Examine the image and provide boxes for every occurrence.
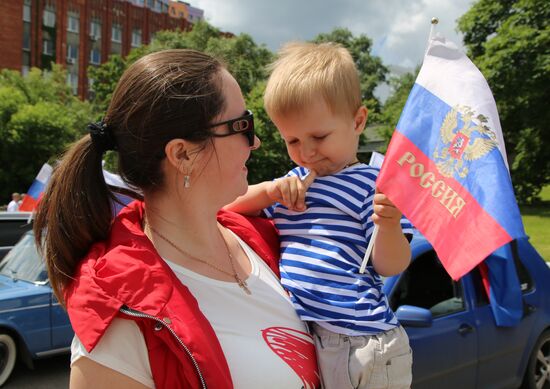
[395,305,433,327]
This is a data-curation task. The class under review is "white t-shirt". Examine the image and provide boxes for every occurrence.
[7,200,18,212]
[71,232,319,389]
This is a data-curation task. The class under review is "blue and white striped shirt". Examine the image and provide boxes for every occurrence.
[265,164,413,336]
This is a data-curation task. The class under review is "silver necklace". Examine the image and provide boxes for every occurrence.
[146,223,251,295]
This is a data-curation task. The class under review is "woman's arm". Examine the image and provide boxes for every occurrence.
[70,357,151,389]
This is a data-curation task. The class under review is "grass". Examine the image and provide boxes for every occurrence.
[521,185,550,261]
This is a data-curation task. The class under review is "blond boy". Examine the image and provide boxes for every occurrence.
[227,42,413,389]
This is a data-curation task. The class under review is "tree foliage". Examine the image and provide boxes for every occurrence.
[0,66,91,201]
[89,21,273,114]
[89,23,390,181]
[245,82,293,183]
[313,28,388,115]
[458,0,550,203]
[378,70,417,149]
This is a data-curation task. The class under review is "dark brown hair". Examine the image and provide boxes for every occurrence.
[34,49,225,303]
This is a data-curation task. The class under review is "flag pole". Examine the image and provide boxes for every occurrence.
[429,17,439,38]
[425,17,439,56]
[359,224,378,273]
[360,17,439,275]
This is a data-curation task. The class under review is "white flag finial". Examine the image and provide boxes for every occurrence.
[426,17,440,56]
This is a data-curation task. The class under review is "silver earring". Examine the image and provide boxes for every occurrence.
[184,175,190,188]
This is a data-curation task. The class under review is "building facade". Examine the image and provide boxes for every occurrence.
[0,0,195,98]
[168,1,203,22]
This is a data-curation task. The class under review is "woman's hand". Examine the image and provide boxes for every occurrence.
[266,170,317,212]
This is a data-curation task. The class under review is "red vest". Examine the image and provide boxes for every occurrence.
[65,201,280,388]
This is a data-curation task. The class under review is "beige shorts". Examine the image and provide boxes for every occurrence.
[311,323,412,389]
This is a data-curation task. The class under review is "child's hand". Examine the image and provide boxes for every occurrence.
[266,170,317,212]
[372,188,402,231]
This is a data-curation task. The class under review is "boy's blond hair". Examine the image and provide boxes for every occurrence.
[264,41,361,118]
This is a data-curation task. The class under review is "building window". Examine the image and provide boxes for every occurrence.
[67,72,78,95]
[134,0,145,6]
[43,39,54,56]
[67,13,79,33]
[43,8,56,27]
[147,0,154,9]
[22,51,31,76]
[154,1,162,12]
[67,44,78,63]
[23,22,31,50]
[23,1,31,22]
[88,77,96,99]
[90,20,101,40]
[90,48,101,65]
[111,24,122,43]
[131,28,142,47]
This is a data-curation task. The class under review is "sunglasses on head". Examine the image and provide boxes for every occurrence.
[208,110,255,147]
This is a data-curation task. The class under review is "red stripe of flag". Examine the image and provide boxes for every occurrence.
[378,131,512,280]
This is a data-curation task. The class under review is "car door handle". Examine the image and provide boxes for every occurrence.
[458,324,474,335]
[523,303,536,317]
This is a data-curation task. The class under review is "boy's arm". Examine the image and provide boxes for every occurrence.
[224,182,275,216]
[370,189,412,277]
[225,171,318,216]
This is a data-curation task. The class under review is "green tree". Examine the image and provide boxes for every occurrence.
[89,23,390,181]
[89,21,273,113]
[245,82,292,184]
[313,28,388,115]
[458,0,550,203]
[378,70,418,149]
[0,66,91,202]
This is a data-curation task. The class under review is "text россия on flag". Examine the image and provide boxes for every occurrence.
[377,35,526,281]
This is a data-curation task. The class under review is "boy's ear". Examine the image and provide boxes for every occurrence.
[354,106,368,134]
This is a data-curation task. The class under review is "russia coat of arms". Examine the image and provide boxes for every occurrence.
[433,106,499,178]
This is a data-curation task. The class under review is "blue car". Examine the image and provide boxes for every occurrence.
[0,229,548,388]
[384,232,550,389]
[0,231,73,386]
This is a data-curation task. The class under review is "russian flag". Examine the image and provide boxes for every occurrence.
[19,163,53,212]
[377,34,525,326]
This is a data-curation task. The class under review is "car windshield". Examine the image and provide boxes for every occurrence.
[0,232,47,283]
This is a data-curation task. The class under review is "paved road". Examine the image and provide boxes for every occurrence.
[4,354,70,388]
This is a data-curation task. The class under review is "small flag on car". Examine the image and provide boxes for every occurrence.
[19,163,53,212]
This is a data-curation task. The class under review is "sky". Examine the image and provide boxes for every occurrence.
[192,0,473,70]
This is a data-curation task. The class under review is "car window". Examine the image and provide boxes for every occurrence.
[470,267,490,306]
[511,241,534,293]
[0,215,33,248]
[470,241,534,304]
[389,251,465,317]
[0,232,46,283]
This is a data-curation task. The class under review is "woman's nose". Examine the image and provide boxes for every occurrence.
[250,135,261,150]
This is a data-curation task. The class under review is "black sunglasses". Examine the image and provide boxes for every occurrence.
[208,110,255,147]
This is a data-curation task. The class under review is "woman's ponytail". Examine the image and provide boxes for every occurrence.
[34,135,113,304]
[34,49,226,305]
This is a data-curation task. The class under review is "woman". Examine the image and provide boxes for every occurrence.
[34,50,319,389]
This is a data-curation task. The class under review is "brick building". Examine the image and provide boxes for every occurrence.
[0,0,195,98]
[167,1,204,23]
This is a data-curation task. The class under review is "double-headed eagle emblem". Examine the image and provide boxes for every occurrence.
[433,105,498,178]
